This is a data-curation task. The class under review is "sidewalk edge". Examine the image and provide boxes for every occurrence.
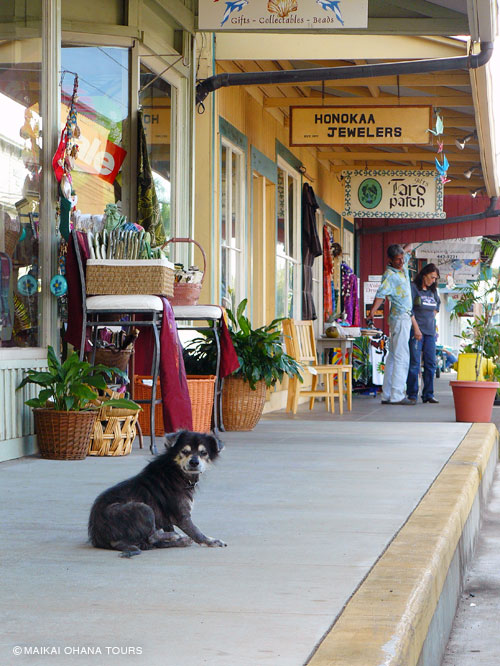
[307,422,499,666]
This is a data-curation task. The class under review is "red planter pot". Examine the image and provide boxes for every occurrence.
[450,380,500,423]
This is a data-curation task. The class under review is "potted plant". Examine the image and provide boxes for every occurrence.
[450,239,500,422]
[17,346,139,459]
[184,299,302,431]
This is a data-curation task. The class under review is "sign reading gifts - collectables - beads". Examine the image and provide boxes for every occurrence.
[198,0,368,31]
[342,169,446,219]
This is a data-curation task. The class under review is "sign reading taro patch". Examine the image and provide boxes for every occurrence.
[342,169,445,219]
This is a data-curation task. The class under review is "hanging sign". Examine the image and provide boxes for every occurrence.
[414,237,482,259]
[342,169,445,219]
[290,106,432,146]
[198,0,368,31]
[364,280,383,318]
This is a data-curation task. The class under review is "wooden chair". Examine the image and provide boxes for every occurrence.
[283,319,352,415]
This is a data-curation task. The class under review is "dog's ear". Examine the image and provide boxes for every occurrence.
[203,433,224,459]
[164,430,186,450]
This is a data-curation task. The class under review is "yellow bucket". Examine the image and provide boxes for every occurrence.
[456,353,494,381]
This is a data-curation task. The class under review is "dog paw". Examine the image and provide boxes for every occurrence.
[205,538,227,547]
[177,536,193,547]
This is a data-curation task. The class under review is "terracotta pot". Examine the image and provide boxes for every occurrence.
[222,377,267,431]
[450,380,500,423]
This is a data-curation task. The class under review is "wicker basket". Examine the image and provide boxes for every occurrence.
[222,377,267,431]
[34,409,97,460]
[134,374,216,435]
[86,259,175,296]
[89,402,140,456]
[86,348,133,373]
[161,238,206,306]
[5,227,21,257]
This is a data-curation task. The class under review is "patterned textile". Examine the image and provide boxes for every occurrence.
[341,262,360,326]
[375,253,412,317]
[323,226,334,322]
[137,110,165,247]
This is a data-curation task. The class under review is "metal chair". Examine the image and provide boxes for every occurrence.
[171,305,225,432]
[72,230,163,453]
[283,318,352,415]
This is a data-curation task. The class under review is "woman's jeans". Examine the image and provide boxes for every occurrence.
[407,333,436,400]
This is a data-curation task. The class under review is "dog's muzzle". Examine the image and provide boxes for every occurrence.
[188,456,200,470]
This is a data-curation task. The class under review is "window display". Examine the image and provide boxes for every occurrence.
[0,38,42,347]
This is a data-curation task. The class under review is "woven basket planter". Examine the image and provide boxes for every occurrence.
[89,403,140,456]
[34,409,97,460]
[134,375,216,435]
[222,377,267,431]
[86,348,133,373]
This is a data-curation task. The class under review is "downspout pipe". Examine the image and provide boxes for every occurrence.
[360,196,500,235]
[196,40,493,106]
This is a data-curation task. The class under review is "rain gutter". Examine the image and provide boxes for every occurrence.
[195,40,493,106]
[360,196,500,235]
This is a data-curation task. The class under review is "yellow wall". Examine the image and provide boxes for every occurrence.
[194,65,348,411]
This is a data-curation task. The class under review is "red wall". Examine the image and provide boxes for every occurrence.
[358,194,500,328]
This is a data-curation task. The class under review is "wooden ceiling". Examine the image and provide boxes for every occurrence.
[217,54,484,195]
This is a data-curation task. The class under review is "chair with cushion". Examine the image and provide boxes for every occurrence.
[72,229,163,453]
[283,318,352,415]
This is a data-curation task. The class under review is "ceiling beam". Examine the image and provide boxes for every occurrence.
[320,151,477,162]
[245,73,471,89]
[264,96,473,108]
[381,0,463,19]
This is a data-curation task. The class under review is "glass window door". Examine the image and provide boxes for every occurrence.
[276,161,300,319]
[220,139,245,311]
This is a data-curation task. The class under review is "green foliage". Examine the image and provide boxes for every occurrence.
[17,346,140,412]
[184,299,303,390]
[452,240,500,381]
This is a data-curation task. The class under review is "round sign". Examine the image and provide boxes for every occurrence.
[50,275,68,297]
[17,274,38,296]
[358,178,382,209]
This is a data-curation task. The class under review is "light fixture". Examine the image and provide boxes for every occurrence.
[471,187,485,198]
[463,166,478,179]
[455,131,477,150]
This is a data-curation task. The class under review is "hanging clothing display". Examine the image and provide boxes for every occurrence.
[341,261,360,326]
[301,183,322,320]
[137,110,165,247]
[323,225,334,322]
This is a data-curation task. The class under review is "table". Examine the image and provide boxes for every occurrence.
[316,336,355,366]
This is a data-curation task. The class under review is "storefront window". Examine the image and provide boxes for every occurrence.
[276,162,300,318]
[220,139,245,310]
[61,46,129,215]
[0,38,42,348]
[140,62,173,239]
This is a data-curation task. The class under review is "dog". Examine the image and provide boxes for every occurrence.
[88,430,226,557]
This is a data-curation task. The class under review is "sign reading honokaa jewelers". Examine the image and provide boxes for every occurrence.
[198,0,367,31]
[343,169,446,219]
[290,106,432,146]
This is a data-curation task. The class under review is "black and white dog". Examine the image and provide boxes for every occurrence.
[88,430,226,557]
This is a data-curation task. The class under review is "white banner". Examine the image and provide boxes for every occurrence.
[343,169,445,219]
[414,237,482,259]
[198,0,368,31]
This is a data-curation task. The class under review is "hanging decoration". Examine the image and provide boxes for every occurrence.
[427,110,450,185]
[52,73,80,241]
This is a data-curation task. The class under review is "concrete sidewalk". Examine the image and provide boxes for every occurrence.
[0,373,498,666]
